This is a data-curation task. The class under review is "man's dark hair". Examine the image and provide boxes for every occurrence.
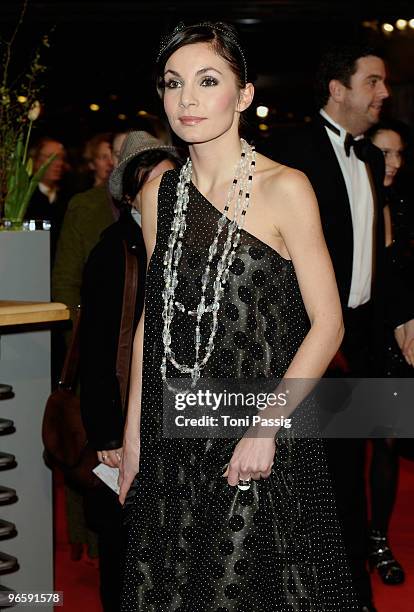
[29,136,64,160]
[315,42,384,109]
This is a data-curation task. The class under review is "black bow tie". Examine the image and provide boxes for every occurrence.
[344,133,361,157]
[321,116,371,161]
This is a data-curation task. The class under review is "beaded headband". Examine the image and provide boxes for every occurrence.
[157,21,248,86]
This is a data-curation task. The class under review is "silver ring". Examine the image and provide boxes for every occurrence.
[102,453,107,462]
[237,478,251,491]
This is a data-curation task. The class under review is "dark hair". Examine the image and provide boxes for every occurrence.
[315,43,384,108]
[367,119,410,149]
[83,132,112,162]
[120,149,178,207]
[156,21,248,95]
[29,136,65,160]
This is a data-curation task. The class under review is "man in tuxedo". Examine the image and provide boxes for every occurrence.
[25,137,70,263]
[278,43,414,612]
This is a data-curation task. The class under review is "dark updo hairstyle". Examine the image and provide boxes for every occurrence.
[315,42,383,109]
[119,149,179,209]
[155,21,248,96]
[367,119,410,150]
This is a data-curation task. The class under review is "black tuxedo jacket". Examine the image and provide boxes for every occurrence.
[25,185,71,264]
[276,115,412,344]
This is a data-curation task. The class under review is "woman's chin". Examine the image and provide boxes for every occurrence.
[173,122,235,146]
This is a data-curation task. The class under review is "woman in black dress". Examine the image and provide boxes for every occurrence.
[119,22,357,611]
[366,121,414,586]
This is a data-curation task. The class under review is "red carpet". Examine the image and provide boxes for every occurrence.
[53,471,101,612]
[370,458,414,611]
[54,459,414,611]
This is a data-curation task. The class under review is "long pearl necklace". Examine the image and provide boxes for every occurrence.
[161,139,256,387]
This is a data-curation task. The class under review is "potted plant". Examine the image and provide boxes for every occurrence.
[0,0,54,227]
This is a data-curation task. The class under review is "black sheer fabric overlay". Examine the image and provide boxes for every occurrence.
[121,170,358,611]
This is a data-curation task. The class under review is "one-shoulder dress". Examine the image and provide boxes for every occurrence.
[121,169,358,611]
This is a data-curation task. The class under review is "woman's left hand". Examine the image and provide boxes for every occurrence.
[222,435,276,486]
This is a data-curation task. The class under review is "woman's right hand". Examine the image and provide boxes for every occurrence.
[118,438,140,505]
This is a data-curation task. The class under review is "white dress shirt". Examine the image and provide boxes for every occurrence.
[38,182,57,204]
[320,109,374,308]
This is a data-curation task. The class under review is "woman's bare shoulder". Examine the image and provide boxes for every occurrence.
[255,153,313,200]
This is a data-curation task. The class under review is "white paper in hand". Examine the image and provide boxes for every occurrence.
[93,463,120,494]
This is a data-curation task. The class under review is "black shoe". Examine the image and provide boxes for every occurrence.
[368,529,405,585]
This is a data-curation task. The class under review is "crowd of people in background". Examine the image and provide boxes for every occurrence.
[23,32,414,612]
[22,118,179,605]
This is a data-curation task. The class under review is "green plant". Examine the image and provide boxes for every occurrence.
[4,105,56,221]
[0,0,54,220]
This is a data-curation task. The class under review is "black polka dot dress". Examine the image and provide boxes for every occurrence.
[121,169,358,611]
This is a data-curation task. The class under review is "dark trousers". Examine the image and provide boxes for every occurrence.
[84,485,124,612]
[325,301,374,605]
[370,437,399,533]
[326,438,370,604]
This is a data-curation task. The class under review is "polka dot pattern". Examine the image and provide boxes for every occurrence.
[121,170,358,610]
